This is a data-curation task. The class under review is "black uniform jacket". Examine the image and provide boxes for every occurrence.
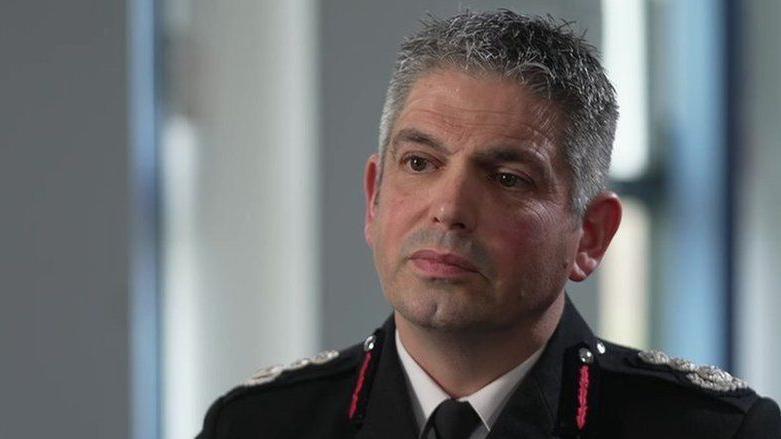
[197,298,781,438]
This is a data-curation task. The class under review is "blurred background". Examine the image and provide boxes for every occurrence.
[1,0,779,438]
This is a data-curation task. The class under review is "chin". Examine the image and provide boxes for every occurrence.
[391,290,502,332]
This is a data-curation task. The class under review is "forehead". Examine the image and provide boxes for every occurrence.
[393,68,564,149]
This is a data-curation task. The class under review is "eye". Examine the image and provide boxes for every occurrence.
[494,172,530,188]
[403,155,435,173]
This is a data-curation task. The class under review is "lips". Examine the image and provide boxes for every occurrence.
[409,249,479,274]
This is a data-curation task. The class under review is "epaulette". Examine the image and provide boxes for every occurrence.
[220,344,364,405]
[598,340,757,412]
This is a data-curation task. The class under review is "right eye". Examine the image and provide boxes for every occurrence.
[402,155,435,173]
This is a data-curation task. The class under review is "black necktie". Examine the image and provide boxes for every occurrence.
[427,399,481,439]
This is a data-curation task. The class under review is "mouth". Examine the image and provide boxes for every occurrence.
[408,249,480,278]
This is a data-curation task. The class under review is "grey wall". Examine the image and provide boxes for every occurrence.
[318,0,602,349]
[0,1,132,438]
[160,2,320,437]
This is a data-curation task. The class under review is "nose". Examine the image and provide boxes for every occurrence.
[430,169,478,232]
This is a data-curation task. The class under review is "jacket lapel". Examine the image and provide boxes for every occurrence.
[487,296,597,439]
[354,316,420,439]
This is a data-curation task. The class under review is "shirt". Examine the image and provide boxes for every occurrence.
[396,330,544,439]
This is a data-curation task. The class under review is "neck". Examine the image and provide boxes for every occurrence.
[395,293,564,398]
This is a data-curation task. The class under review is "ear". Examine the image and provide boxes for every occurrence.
[363,154,381,247]
[569,192,623,282]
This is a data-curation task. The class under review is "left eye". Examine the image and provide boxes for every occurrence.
[495,173,524,188]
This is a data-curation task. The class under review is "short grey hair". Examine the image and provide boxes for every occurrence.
[378,10,618,215]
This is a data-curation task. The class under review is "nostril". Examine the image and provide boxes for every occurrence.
[432,191,477,231]
[433,214,467,230]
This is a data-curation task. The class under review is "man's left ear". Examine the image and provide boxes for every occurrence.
[569,192,622,282]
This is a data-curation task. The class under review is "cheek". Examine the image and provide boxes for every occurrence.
[374,186,424,255]
[484,209,547,252]
[483,205,576,269]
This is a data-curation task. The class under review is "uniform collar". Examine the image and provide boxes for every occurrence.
[354,295,599,439]
[395,330,544,436]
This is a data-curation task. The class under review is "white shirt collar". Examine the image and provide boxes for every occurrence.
[395,330,544,437]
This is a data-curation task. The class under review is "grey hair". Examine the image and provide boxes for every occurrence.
[378,10,618,216]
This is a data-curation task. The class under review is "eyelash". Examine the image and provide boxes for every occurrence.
[400,154,533,189]
[491,172,531,189]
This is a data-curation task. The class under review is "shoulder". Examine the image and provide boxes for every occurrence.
[595,340,781,438]
[196,343,364,439]
[598,341,755,409]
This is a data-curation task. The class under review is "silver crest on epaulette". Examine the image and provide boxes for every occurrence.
[245,364,284,386]
[668,357,697,372]
[243,350,340,387]
[311,350,340,364]
[637,350,670,365]
[687,365,749,392]
[637,350,749,392]
[286,357,311,371]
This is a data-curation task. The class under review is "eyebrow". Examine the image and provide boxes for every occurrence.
[391,128,450,157]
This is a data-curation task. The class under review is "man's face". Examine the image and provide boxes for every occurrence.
[365,68,584,332]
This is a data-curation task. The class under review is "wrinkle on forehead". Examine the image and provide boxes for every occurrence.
[395,69,565,153]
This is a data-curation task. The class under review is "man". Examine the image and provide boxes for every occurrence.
[198,10,781,438]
